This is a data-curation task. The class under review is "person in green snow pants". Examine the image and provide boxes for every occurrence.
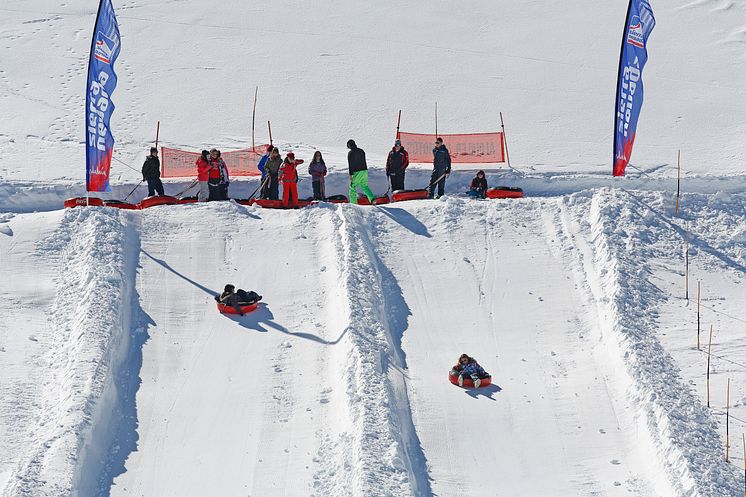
[347,139,375,204]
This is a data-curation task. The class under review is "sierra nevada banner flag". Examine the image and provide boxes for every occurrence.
[613,0,655,176]
[86,0,121,192]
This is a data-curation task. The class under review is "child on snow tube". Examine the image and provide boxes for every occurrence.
[452,353,488,387]
[467,170,488,199]
[215,284,262,316]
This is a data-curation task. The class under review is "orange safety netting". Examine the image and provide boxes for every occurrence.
[397,132,505,165]
[161,145,269,178]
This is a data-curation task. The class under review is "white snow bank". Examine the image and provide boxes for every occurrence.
[1,208,136,497]
[555,189,741,496]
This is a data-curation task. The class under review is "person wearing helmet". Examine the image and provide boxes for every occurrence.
[215,284,262,316]
[347,139,375,204]
[468,170,488,199]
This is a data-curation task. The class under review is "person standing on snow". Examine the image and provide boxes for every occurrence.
[308,151,327,200]
[142,147,164,197]
[280,152,303,207]
[262,147,283,200]
[386,139,409,191]
[429,137,451,199]
[347,139,375,204]
[257,145,272,182]
[207,148,228,201]
[195,150,211,202]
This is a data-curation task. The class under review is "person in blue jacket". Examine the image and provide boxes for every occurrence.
[257,145,272,180]
[429,137,451,199]
[452,353,488,387]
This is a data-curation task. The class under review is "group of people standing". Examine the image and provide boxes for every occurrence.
[142,136,462,203]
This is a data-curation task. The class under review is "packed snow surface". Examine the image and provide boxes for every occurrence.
[2,0,746,496]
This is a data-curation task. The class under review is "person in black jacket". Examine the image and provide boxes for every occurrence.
[142,147,164,197]
[429,137,451,199]
[347,139,375,204]
[468,170,488,199]
[215,284,262,316]
[386,140,409,191]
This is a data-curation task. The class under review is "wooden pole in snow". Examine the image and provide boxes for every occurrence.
[707,325,713,407]
[685,241,690,301]
[268,120,273,146]
[396,109,401,140]
[500,111,512,170]
[697,281,701,350]
[727,378,731,462]
[252,86,258,151]
[676,149,681,214]
[742,433,745,496]
[435,101,438,136]
[155,120,160,149]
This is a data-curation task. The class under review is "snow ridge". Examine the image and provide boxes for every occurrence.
[2,208,133,497]
[562,189,741,496]
[317,205,427,497]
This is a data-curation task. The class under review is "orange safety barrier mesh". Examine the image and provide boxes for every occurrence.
[161,145,269,178]
[397,132,505,165]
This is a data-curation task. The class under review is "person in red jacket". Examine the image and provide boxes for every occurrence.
[195,150,212,202]
[280,152,303,207]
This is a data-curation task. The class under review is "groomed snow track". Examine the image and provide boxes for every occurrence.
[1,193,742,497]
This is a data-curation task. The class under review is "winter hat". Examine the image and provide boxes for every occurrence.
[150,147,158,154]
[224,284,235,293]
[287,152,295,159]
[346,139,356,149]
[394,139,402,146]
[201,150,209,159]
[266,145,273,153]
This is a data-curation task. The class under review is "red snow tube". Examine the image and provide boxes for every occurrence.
[448,370,492,388]
[486,187,524,199]
[64,197,104,209]
[103,199,140,210]
[217,301,259,314]
[139,195,180,209]
[251,198,311,209]
[357,195,390,205]
[391,189,429,202]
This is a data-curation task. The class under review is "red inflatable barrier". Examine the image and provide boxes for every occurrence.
[64,197,104,209]
[138,195,180,209]
[217,301,259,315]
[391,189,429,202]
[448,370,492,388]
[176,197,198,205]
[357,195,390,206]
[103,200,140,210]
[486,187,524,199]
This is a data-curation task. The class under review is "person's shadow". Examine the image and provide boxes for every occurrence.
[223,303,348,345]
[464,383,502,401]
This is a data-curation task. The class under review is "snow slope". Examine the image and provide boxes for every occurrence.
[3,0,746,495]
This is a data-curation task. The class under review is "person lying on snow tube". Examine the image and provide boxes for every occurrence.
[467,170,488,199]
[453,353,488,387]
[214,284,262,316]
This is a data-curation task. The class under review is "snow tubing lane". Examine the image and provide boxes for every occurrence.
[448,370,492,388]
[486,187,524,199]
[139,195,180,208]
[392,189,429,202]
[103,200,140,210]
[217,302,259,314]
[357,195,390,205]
[64,197,105,208]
